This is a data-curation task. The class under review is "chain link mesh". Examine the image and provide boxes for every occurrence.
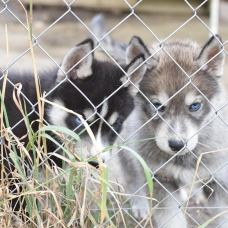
[0,0,228,227]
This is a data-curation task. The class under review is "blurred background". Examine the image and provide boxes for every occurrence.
[0,0,227,84]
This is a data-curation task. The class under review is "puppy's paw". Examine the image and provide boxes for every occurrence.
[131,198,150,220]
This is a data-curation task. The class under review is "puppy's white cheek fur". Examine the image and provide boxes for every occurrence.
[185,134,198,152]
[48,99,68,127]
[155,123,171,153]
[182,119,199,152]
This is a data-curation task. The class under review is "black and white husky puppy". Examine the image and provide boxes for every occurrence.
[0,38,146,209]
[91,15,228,227]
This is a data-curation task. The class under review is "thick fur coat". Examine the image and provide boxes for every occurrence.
[106,35,228,227]
[0,38,147,211]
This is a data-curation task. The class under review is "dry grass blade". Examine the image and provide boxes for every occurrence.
[0,25,8,200]
[80,167,89,228]
[185,147,228,216]
[18,0,43,152]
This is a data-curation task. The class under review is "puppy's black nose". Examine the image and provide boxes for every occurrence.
[88,161,99,168]
[168,139,184,151]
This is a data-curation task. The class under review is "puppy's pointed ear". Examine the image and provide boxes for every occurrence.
[195,35,225,77]
[57,39,94,82]
[120,53,147,95]
[126,36,158,70]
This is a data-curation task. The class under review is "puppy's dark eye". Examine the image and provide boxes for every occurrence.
[189,102,201,112]
[75,117,82,125]
[112,120,122,132]
[112,122,120,129]
[153,102,165,112]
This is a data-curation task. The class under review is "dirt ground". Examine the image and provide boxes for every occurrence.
[0,1,228,227]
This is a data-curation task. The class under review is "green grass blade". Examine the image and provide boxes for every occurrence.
[199,210,228,228]
[39,133,76,161]
[23,100,39,180]
[100,165,108,224]
[120,146,153,195]
[63,165,75,217]
[38,125,82,158]
[120,145,153,215]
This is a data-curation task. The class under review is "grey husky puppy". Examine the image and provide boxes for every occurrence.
[91,15,228,227]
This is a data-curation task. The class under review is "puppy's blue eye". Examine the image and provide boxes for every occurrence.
[75,117,82,125]
[153,102,164,112]
[189,102,201,112]
[153,102,161,109]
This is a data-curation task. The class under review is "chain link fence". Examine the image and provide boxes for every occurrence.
[0,0,228,227]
